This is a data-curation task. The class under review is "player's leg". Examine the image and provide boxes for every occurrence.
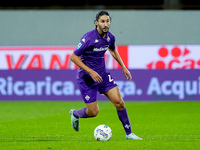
[70,78,99,131]
[85,101,99,117]
[104,87,131,134]
[99,73,132,135]
[104,86,142,140]
[70,101,99,131]
[73,101,99,118]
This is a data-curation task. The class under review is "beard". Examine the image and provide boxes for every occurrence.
[99,25,109,34]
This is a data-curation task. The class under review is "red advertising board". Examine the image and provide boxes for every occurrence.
[0,46,128,70]
[1,45,200,70]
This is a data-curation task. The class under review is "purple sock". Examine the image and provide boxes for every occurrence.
[117,108,132,135]
[73,107,88,118]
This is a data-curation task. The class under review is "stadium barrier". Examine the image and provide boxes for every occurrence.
[0,45,200,70]
[0,70,199,101]
[0,45,199,101]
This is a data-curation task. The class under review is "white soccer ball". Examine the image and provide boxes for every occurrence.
[94,124,112,141]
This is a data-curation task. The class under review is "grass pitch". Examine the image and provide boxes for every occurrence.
[0,101,200,150]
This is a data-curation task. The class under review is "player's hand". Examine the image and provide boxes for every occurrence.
[123,68,132,82]
[89,70,103,83]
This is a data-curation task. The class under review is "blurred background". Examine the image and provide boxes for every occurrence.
[0,0,200,9]
[0,0,200,101]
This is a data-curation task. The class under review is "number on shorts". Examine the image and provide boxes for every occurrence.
[108,74,113,82]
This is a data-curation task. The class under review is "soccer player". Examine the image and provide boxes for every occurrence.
[70,11,142,140]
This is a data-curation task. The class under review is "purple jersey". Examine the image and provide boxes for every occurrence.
[74,29,115,78]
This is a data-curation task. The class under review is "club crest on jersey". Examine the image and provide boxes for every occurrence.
[85,95,90,101]
[107,36,110,42]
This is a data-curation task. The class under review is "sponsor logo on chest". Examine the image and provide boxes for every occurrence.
[93,45,109,52]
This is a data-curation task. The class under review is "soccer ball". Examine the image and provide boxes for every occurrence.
[94,125,112,141]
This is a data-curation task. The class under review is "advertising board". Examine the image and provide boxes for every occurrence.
[0,46,127,70]
[0,45,199,101]
[1,45,200,70]
[128,45,200,69]
[0,70,199,101]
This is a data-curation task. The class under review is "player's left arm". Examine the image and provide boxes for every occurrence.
[108,48,132,82]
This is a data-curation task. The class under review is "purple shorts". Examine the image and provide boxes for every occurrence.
[77,72,117,103]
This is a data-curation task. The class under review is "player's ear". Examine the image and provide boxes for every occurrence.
[95,20,98,26]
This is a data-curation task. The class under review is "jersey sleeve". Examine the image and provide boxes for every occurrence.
[73,36,90,56]
[109,35,116,50]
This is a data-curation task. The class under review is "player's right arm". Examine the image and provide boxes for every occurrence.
[70,53,103,83]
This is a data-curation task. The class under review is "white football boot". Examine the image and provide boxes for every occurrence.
[69,109,79,131]
[126,133,143,140]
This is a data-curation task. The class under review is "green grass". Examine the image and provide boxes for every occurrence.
[0,101,200,150]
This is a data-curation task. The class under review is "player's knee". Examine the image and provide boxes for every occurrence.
[114,99,125,110]
[92,109,99,117]
[87,108,99,117]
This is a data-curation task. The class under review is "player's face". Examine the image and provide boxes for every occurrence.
[96,15,110,34]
